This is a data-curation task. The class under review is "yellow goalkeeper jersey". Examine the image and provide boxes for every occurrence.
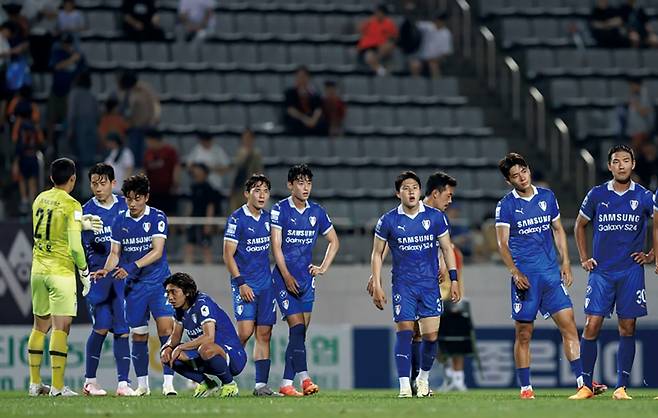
[31,188,86,277]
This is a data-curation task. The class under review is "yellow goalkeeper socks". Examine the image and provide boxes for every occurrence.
[49,330,69,390]
[27,329,46,385]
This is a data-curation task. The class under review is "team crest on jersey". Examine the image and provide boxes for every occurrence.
[513,303,522,313]
[585,298,590,309]
[422,219,431,230]
[630,200,639,211]
[236,305,243,316]
[309,216,317,227]
[586,285,592,295]
[143,222,151,232]
[394,305,401,316]
[265,221,270,232]
[393,293,401,303]
[282,300,289,310]
[539,201,547,212]
[191,313,197,323]
[279,290,287,299]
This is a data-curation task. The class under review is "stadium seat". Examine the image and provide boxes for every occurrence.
[235,13,265,33]
[372,76,400,96]
[171,42,199,63]
[248,104,278,127]
[139,42,169,63]
[391,137,419,159]
[333,136,361,159]
[223,74,254,95]
[80,41,109,63]
[187,104,218,126]
[323,15,350,35]
[259,43,289,66]
[525,49,554,76]
[160,103,188,126]
[550,78,579,108]
[343,75,371,96]
[230,43,259,65]
[581,78,609,102]
[303,137,333,159]
[272,136,303,157]
[361,138,390,159]
[253,74,284,96]
[431,78,459,96]
[397,107,425,129]
[612,49,641,71]
[215,13,235,34]
[87,11,116,32]
[109,41,138,62]
[451,138,479,161]
[400,78,429,97]
[164,73,194,96]
[419,138,451,157]
[265,14,294,35]
[195,73,224,95]
[455,108,485,128]
[344,106,367,129]
[584,49,612,69]
[201,43,230,63]
[327,167,358,189]
[218,104,248,128]
[368,106,396,128]
[426,108,454,129]
[501,18,531,42]
[296,14,323,35]
[319,45,347,66]
[140,73,164,94]
[289,45,319,65]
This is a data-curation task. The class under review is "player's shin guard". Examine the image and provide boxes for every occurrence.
[204,355,233,384]
[28,329,46,385]
[419,338,439,380]
[132,339,149,378]
[255,359,271,386]
[289,324,308,373]
[171,360,205,384]
[616,335,635,388]
[410,341,421,381]
[580,338,598,389]
[159,336,174,376]
[114,336,131,383]
[49,330,69,390]
[516,367,531,388]
[394,330,413,379]
[85,331,106,379]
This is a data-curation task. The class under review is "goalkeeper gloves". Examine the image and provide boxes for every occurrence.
[81,214,104,232]
[78,266,91,297]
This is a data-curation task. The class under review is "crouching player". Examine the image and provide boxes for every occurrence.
[161,272,247,398]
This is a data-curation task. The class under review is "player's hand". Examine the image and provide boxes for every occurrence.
[631,252,654,265]
[511,269,530,290]
[283,274,300,296]
[580,258,597,272]
[308,264,325,277]
[113,262,139,280]
[78,266,91,297]
[239,284,255,303]
[170,346,183,367]
[372,286,387,310]
[160,345,173,365]
[438,270,447,284]
[450,280,461,303]
[366,275,374,296]
[91,269,108,280]
[561,263,574,288]
[81,214,104,232]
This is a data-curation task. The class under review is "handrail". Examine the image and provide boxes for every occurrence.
[576,149,596,200]
[526,87,545,151]
[476,26,496,90]
[552,118,571,182]
[504,57,520,120]
[36,151,45,192]
[455,0,472,58]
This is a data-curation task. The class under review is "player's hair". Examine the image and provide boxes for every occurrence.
[50,158,76,185]
[122,173,150,197]
[425,171,457,195]
[164,272,199,304]
[288,164,313,183]
[88,162,115,182]
[395,170,421,191]
[245,173,271,192]
[498,152,529,180]
[607,144,635,163]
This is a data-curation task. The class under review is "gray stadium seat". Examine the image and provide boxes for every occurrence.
[230,43,258,64]
[426,108,454,128]
[265,14,294,35]
[501,18,531,42]
[531,18,560,39]
[641,49,658,69]
[267,167,290,191]
[273,137,303,157]
[609,79,630,101]
[140,73,164,94]
[451,138,479,160]
[357,167,388,189]
[391,137,419,158]
[319,45,347,66]
[327,167,357,189]
[584,49,612,68]
[525,49,554,74]
[195,73,223,95]
[188,104,218,126]
[352,200,382,224]
[344,106,367,129]
[311,168,331,190]
[253,74,283,96]
[159,10,176,31]
[431,78,459,96]
[223,74,253,95]
[164,73,194,95]
[484,138,509,161]
[368,106,396,127]
[451,169,474,191]
[139,42,169,63]
[581,78,608,100]
[303,137,333,159]
[87,11,115,32]
[555,49,586,70]
[172,42,199,62]
[323,15,350,35]
[333,137,361,158]
[476,169,507,191]
[201,43,230,63]
[248,104,278,126]
[259,43,288,65]
[296,14,323,35]
[235,13,265,33]
[397,107,425,128]
[343,75,371,96]
[110,41,138,62]
[550,79,579,107]
[372,76,400,96]
[80,41,109,63]
[289,45,318,65]
[612,49,641,70]
[401,78,429,97]
[90,73,104,95]
[419,138,451,156]
[215,13,235,34]
[160,103,188,125]
[218,104,248,127]
[361,138,390,158]
[456,108,484,128]
[322,200,352,220]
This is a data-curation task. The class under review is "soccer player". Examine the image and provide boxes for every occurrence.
[573,144,654,400]
[81,163,135,396]
[223,173,281,396]
[161,272,246,397]
[494,153,583,400]
[92,174,176,396]
[271,164,340,396]
[370,171,461,398]
[28,157,103,397]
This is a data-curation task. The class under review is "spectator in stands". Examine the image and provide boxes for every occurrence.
[6,85,40,128]
[178,0,216,42]
[397,1,422,59]
[590,0,628,48]
[184,132,231,192]
[116,70,161,167]
[47,32,86,151]
[283,65,327,136]
[623,77,654,149]
[98,96,129,143]
[4,3,30,39]
[634,140,658,188]
[357,4,398,76]
[121,0,165,41]
[619,0,658,48]
[57,0,85,40]
[446,203,473,258]
[104,132,134,194]
[228,128,263,211]
[409,13,452,78]
[22,0,58,72]
[322,80,346,137]
[67,72,99,168]
[143,129,180,215]
[12,97,43,214]
[183,163,220,264]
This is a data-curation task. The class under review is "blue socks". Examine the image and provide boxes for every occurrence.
[255,359,271,385]
[159,336,174,376]
[171,360,206,384]
[132,340,149,378]
[205,354,233,384]
[420,339,439,372]
[580,337,598,389]
[617,335,636,389]
[283,344,295,380]
[410,341,421,381]
[569,358,584,387]
[289,324,308,373]
[394,330,413,379]
[516,367,531,387]
[113,335,131,383]
[85,331,106,379]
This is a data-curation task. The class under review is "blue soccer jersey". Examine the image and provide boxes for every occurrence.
[579,181,654,273]
[110,205,170,286]
[223,205,272,291]
[495,186,561,273]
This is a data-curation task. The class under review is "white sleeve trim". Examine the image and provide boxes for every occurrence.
[321,225,334,236]
[200,318,216,325]
[438,230,449,238]
[223,237,239,244]
[110,239,121,245]
[374,233,387,241]
[551,214,561,222]
[495,222,510,228]
[271,224,282,230]
[152,234,167,239]
[578,210,591,221]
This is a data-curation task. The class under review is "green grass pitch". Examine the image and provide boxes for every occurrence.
[5,389,658,418]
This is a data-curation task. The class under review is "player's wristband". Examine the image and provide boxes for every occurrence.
[449,269,458,282]
[232,276,246,287]
[122,262,139,276]
[159,344,174,355]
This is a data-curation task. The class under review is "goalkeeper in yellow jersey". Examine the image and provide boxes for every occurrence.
[28,158,104,397]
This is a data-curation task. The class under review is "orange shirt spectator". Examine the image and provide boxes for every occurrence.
[98,96,129,141]
[357,13,398,50]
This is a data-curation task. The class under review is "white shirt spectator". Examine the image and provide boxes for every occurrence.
[23,0,60,34]
[57,9,85,33]
[179,0,216,30]
[186,141,230,190]
[105,147,135,194]
[416,21,453,60]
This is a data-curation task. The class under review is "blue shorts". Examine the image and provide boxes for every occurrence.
[273,267,315,318]
[185,344,247,377]
[391,281,442,323]
[584,266,647,319]
[510,268,573,322]
[125,283,174,329]
[232,284,276,325]
[87,294,129,335]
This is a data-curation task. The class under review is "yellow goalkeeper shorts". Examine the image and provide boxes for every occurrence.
[31,273,77,317]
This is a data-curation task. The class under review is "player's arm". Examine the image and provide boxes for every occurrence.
[495,225,529,290]
[551,216,574,287]
[438,232,461,302]
[160,319,184,365]
[370,235,387,310]
[271,226,300,295]
[68,208,92,295]
[169,321,215,366]
[93,241,121,279]
[223,240,255,303]
[113,234,166,280]
[574,214,597,272]
[367,243,388,296]
[309,228,340,277]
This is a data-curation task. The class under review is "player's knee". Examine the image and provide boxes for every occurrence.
[94,329,109,336]
[618,321,636,336]
[255,327,272,344]
[132,333,149,342]
[516,328,532,344]
[198,343,221,361]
